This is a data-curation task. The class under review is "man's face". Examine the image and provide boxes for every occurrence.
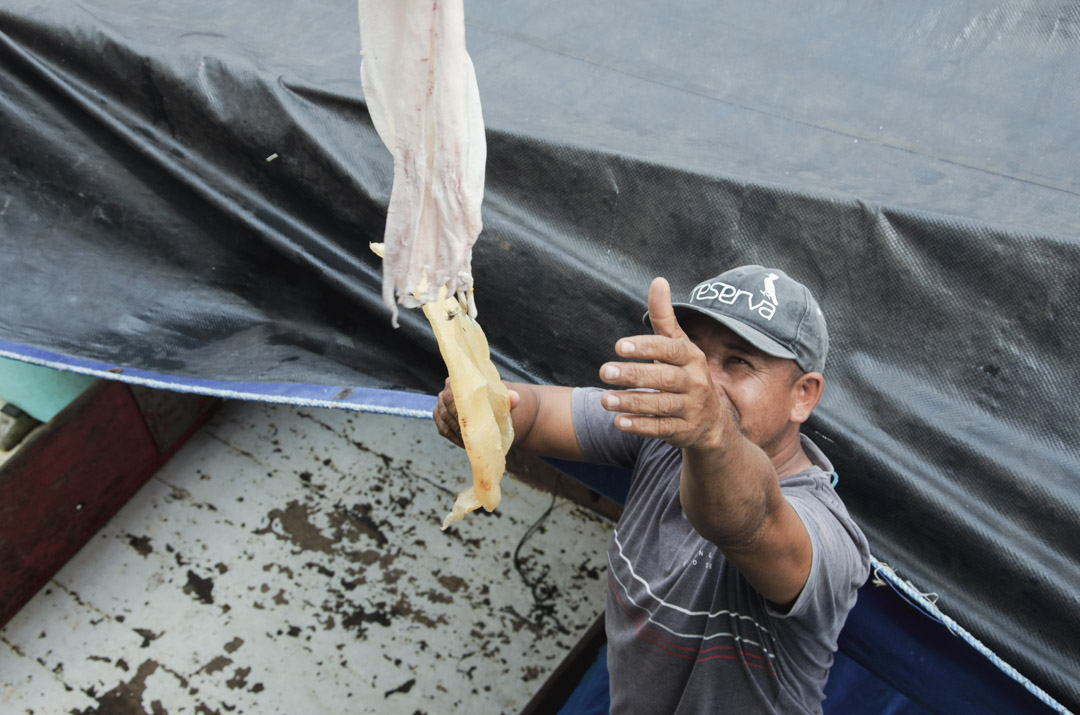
[682,315,803,457]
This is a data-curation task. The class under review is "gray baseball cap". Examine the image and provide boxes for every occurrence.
[644,265,828,373]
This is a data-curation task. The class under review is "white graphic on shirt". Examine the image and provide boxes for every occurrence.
[683,547,715,570]
[609,529,775,662]
[761,272,779,305]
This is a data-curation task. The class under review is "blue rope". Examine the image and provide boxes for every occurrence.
[869,557,1072,715]
[832,468,1069,713]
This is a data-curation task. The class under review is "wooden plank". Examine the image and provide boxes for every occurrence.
[0,380,216,626]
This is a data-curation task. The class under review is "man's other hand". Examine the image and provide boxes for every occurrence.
[433,377,465,448]
[433,377,520,450]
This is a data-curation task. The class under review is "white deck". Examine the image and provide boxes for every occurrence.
[1,399,613,713]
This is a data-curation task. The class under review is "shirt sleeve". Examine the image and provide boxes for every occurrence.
[767,478,870,626]
[571,386,646,468]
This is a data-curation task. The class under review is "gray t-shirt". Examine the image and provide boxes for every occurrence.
[572,387,870,714]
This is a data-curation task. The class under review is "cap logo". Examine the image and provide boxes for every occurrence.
[692,278,778,320]
[761,272,779,306]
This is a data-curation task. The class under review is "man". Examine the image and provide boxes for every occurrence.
[435,266,870,713]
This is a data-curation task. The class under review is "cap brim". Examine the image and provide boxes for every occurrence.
[642,304,798,362]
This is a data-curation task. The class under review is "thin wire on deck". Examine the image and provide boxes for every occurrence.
[505,488,570,635]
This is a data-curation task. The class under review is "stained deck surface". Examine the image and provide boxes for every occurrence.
[0,399,613,713]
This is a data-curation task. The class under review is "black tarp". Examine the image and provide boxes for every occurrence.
[1,0,1078,710]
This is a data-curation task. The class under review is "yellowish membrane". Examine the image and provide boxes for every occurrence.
[370,247,513,528]
[421,287,513,529]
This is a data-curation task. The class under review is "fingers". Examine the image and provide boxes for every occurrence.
[600,358,689,394]
[600,388,684,419]
[599,309,706,418]
[609,413,685,441]
[598,358,697,439]
[604,334,698,371]
[599,333,701,393]
[433,377,465,449]
[647,277,686,341]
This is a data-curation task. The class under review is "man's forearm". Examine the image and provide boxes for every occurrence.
[505,382,584,460]
[505,381,541,448]
[679,433,777,549]
[682,434,813,607]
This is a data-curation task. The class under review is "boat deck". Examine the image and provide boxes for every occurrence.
[0,399,613,713]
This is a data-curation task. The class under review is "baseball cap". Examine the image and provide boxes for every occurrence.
[644,265,828,373]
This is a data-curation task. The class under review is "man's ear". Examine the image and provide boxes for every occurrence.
[790,371,824,424]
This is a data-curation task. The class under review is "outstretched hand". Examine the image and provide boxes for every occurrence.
[599,277,728,450]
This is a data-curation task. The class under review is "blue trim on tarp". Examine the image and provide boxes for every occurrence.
[824,650,926,715]
[838,581,1061,715]
[0,339,438,418]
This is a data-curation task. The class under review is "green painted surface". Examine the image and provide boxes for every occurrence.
[0,358,95,422]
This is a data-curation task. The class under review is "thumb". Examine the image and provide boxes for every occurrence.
[648,277,686,340]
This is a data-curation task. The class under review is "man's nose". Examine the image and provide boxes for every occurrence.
[708,367,731,397]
